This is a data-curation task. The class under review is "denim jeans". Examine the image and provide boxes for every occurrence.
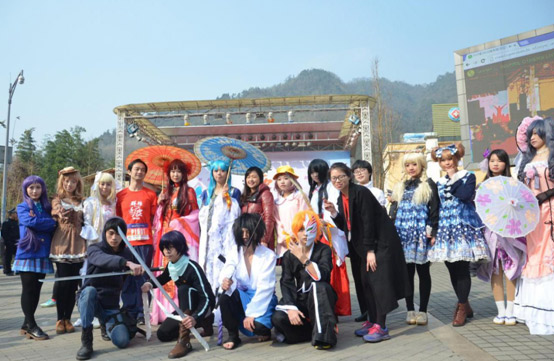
[78,286,129,348]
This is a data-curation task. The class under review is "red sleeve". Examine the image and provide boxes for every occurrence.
[150,189,158,222]
[116,189,124,217]
[187,187,199,211]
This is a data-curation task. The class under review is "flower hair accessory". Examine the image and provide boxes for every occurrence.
[434,144,458,159]
[516,116,543,152]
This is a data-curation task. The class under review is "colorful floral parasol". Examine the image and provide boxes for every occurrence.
[125,145,202,186]
[194,136,271,175]
[475,176,539,238]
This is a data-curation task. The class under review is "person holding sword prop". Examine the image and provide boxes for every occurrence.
[323,163,409,344]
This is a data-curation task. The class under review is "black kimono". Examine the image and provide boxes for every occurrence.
[332,183,409,319]
[272,242,337,346]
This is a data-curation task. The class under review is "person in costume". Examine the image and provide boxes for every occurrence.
[76,217,144,360]
[272,210,337,349]
[392,152,439,326]
[273,165,309,257]
[428,143,490,327]
[83,172,117,244]
[324,162,409,343]
[116,158,158,324]
[142,231,215,359]
[240,166,275,250]
[351,160,386,207]
[151,159,201,326]
[14,175,57,340]
[49,166,87,335]
[476,149,526,326]
[198,159,241,294]
[307,159,350,317]
[218,213,278,350]
[514,117,554,335]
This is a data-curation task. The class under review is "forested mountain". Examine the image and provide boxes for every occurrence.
[217,69,457,136]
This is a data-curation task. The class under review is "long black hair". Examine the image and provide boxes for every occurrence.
[517,118,554,181]
[307,159,330,214]
[232,213,266,252]
[485,149,511,180]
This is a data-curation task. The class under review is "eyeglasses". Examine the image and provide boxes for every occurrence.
[353,170,367,175]
[330,174,348,183]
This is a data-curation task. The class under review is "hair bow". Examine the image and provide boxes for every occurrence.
[435,144,457,159]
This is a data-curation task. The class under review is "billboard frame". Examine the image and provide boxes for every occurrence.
[454,24,554,169]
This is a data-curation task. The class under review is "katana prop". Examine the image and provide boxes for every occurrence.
[117,227,210,352]
[39,267,163,282]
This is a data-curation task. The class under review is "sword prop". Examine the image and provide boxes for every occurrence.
[39,267,163,282]
[117,227,210,352]
[142,292,152,341]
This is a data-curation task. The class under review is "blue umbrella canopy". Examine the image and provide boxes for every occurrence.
[194,136,271,175]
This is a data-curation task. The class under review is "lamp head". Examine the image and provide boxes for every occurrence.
[18,71,24,85]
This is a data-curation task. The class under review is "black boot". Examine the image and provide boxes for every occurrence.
[100,323,111,341]
[355,311,368,322]
[76,326,93,360]
[199,313,214,337]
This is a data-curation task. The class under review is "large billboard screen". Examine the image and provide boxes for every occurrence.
[455,26,554,165]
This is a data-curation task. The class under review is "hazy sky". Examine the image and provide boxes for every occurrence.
[1,0,552,144]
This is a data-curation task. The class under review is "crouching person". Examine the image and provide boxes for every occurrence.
[76,217,144,360]
[141,231,215,359]
[219,213,278,350]
[272,210,338,350]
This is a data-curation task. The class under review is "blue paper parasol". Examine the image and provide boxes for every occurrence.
[194,136,271,175]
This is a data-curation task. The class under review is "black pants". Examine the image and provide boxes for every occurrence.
[220,290,270,341]
[348,241,366,315]
[445,261,471,304]
[3,244,16,274]
[54,262,83,320]
[157,283,211,342]
[272,282,337,346]
[405,262,432,312]
[20,272,46,328]
[360,261,387,328]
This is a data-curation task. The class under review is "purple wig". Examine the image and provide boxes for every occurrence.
[19,175,52,252]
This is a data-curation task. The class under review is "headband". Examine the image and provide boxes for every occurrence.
[435,144,458,159]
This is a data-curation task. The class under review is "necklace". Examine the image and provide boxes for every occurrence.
[536,148,549,155]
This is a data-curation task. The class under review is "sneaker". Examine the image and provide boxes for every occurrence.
[504,317,516,326]
[40,299,56,308]
[354,321,374,337]
[314,341,332,350]
[73,318,82,327]
[363,324,391,343]
[92,318,101,329]
[416,312,428,326]
[406,311,417,325]
[137,316,145,325]
[493,316,505,325]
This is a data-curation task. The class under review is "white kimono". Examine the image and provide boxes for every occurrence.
[219,245,276,318]
[198,194,240,293]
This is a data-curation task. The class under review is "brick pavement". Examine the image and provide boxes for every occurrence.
[0,261,553,361]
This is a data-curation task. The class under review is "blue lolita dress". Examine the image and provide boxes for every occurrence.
[428,170,490,263]
[394,178,439,264]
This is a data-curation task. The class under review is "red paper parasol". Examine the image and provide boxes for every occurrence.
[125,145,202,186]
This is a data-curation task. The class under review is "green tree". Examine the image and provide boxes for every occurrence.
[40,127,105,193]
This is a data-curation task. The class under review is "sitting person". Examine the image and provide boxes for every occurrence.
[141,231,215,359]
[272,210,337,350]
[76,217,144,360]
[219,213,278,350]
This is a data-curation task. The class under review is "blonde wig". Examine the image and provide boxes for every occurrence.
[392,152,432,205]
[56,170,84,202]
[91,172,117,202]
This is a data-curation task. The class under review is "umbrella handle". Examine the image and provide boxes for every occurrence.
[223,159,234,210]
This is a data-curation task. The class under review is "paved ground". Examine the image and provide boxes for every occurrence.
[1,261,553,361]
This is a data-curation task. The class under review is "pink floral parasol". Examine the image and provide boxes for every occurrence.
[475,176,539,238]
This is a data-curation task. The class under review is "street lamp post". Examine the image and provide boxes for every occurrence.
[2,70,24,222]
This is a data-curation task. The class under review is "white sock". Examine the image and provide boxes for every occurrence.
[506,301,514,318]
[495,301,506,317]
